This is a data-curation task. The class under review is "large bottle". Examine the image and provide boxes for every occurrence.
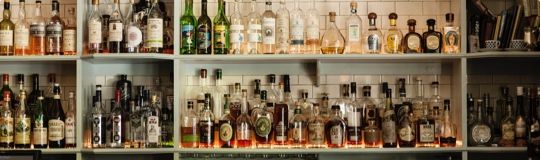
[92,85,106,148]
[325,105,347,148]
[14,90,30,148]
[261,1,276,54]
[198,93,214,148]
[88,0,103,53]
[273,75,290,147]
[469,99,492,146]
[62,8,76,55]
[229,0,244,55]
[196,0,211,55]
[47,83,65,148]
[213,0,230,55]
[45,0,64,55]
[275,0,289,54]
[145,0,163,53]
[382,89,397,148]
[33,91,47,148]
[145,95,161,148]
[180,0,196,54]
[289,0,304,54]
[515,87,528,147]
[346,2,362,54]
[110,90,124,148]
[0,0,15,56]
[246,0,262,54]
[30,0,46,55]
[307,104,325,148]
[116,75,132,112]
[236,90,253,148]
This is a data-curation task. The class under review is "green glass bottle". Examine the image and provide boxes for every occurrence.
[180,0,196,54]
[196,0,212,55]
[213,0,230,54]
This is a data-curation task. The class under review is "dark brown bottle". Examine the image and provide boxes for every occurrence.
[422,19,442,53]
[325,105,347,148]
[402,19,423,53]
[47,83,65,148]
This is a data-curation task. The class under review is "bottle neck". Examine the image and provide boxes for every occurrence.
[201,1,208,16]
[433,86,439,96]
[408,25,416,33]
[265,3,271,11]
[185,0,193,15]
[389,19,397,27]
[428,25,435,31]
[3,2,10,19]
[19,2,25,20]
[217,0,225,16]
[35,3,42,18]
[68,97,75,111]
[250,0,256,12]
[369,19,376,29]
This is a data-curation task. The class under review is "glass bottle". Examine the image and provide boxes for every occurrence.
[213,0,229,55]
[218,94,235,148]
[384,13,403,54]
[289,0,305,54]
[236,90,253,148]
[422,19,442,53]
[363,13,382,54]
[274,75,290,147]
[361,86,379,128]
[109,90,124,148]
[275,0,289,54]
[262,1,276,54]
[45,0,64,55]
[116,75,132,114]
[33,92,47,148]
[412,77,426,122]
[48,83,65,148]
[198,94,214,148]
[307,104,326,148]
[325,105,346,148]
[346,2,362,54]
[467,93,477,128]
[130,100,144,148]
[266,74,279,111]
[321,12,345,54]
[496,87,513,130]
[249,80,262,116]
[499,100,515,147]
[14,91,30,148]
[181,101,199,148]
[1,74,14,109]
[163,16,173,54]
[125,0,143,53]
[63,8,76,55]
[416,97,436,147]
[229,0,244,55]
[0,0,15,56]
[529,88,540,147]
[145,0,163,53]
[229,83,242,119]
[382,89,397,148]
[64,92,76,148]
[30,0,46,55]
[296,92,312,118]
[364,120,382,148]
[440,99,457,147]
[485,94,499,145]
[108,0,124,53]
[0,92,14,148]
[469,99,492,146]
[92,85,106,148]
[334,84,350,120]
[402,19,423,53]
[397,101,416,147]
[305,0,320,54]
[515,86,528,147]
[14,0,30,56]
[196,0,211,55]
[443,13,460,54]
[213,69,226,120]
[145,95,161,148]
[289,107,307,148]
[180,0,196,54]
[347,82,362,147]
[430,82,443,144]
[246,0,262,54]
[88,0,102,54]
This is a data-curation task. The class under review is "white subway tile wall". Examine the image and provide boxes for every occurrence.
[6,74,76,112]
[468,74,540,99]
[0,0,77,21]
[94,74,173,106]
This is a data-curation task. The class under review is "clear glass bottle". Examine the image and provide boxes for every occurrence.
[181,101,199,148]
[440,99,457,147]
[0,0,15,56]
[429,82,443,131]
[412,77,426,122]
[515,86,528,147]
[14,90,30,148]
[14,0,30,56]
[180,0,196,54]
[347,82,362,147]
[92,85,106,148]
[0,92,14,148]
[262,1,276,54]
[266,74,279,110]
[422,19,442,53]
[45,0,64,55]
[88,0,102,54]
[213,69,226,120]
[236,90,253,148]
[275,0,289,54]
[198,94,214,148]
[298,92,313,118]
[416,97,436,147]
[443,13,460,54]
[145,0,163,53]
[289,107,307,148]
[196,0,212,55]
[496,87,513,131]
[305,1,320,54]
[307,104,326,148]
[361,86,379,128]
[213,0,230,55]
[334,84,351,119]
[363,13,382,54]
[469,99,492,146]
[63,8,77,55]
[64,92,76,148]
[321,12,345,54]
[249,79,262,116]
[110,90,124,148]
[364,120,382,148]
[325,105,347,148]
[30,0,46,55]
[246,0,262,54]
[382,89,397,148]
[254,91,273,148]
[145,95,161,148]
[108,0,124,53]
[229,83,242,119]
[384,13,403,54]
[402,19,422,53]
[289,0,305,54]
[346,2,362,54]
[229,0,244,55]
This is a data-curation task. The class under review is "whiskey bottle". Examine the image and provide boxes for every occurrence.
[321,12,345,54]
[196,0,212,55]
[63,8,77,55]
[305,1,320,54]
[14,0,30,56]
[30,0,46,55]
[307,104,325,148]
[101,14,110,53]
[364,120,382,148]
[347,82,362,147]
[402,19,423,53]
[254,91,273,148]
[213,0,230,55]
[0,92,14,148]
[198,93,214,148]
[440,99,457,147]
[145,0,163,53]
[0,0,15,56]
[236,90,253,148]
[289,0,305,54]
[422,19,442,53]
[499,100,515,147]
[246,0,262,54]
[346,2,362,54]
[48,83,65,148]
[108,0,124,53]
[92,85,106,148]
[273,75,290,147]
[363,13,382,54]
[469,99,492,146]
[384,13,403,54]
[33,92,47,148]
[14,90,30,148]
[88,0,102,53]
[325,105,347,148]
[290,107,307,148]
[416,99,436,147]
[180,0,196,54]
[275,0,289,54]
[229,0,244,55]
[262,1,276,54]
[110,90,124,148]
[382,89,397,148]
[443,13,460,54]
[515,87,528,147]
[64,92,76,148]
[218,95,235,148]
[181,101,199,148]
[361,86,379,128]
[45,0,64,55]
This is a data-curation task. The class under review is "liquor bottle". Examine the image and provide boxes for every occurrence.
[88,0,102,53]
[334,84,350,119]
[63,8,76,55]
[516,87,528,147]
[469,99,492,146]
[229,0,244,55]
[422,19,442,53]
[381,89,397,148]
[346,2,362,54]
[213,0,229,55]
[218,95,235,148]
[249,79,262,115]
[363,13,382,54]
[497,87,513,131]
[33,92,47,148]
[0,92,14,148]
[443,13,460,54]
[266,74,279,111]
[402,19,423,53]
[485,94,499,145]
[110,90,124,148]
[48,83,65,148]
[145,95,161,148]
[14,0,30,55]
[196,69,210,114]
[307,104,325,148]
[108,0,124,53]
[275,0,289,54]
[163,16,174,54]
[254,91,273,148]
[530,88,540,146]
[305,1,320,54]
[416,97,436,147]
[0,0,15,56]
[290,106,308,148]
[129,100,143,148]
[145,0,163,53]
[364,120,382,148]
[101,14,110,53]
[196,0,212,55]
[361,86,379,128]
[92,85,106,148]
[346,82,362,147]
[236,90,253,148]
[180,0,196,54]
[198,94,214,148]
[1,74,14,110]
[30,0,46,55]
[321,12,345,54]
[64,92,76,148]
[274,75,290,147]
[296,92,312,118]
[159,79,173,148]
[125,0,142,53]
[230,83,242,119]
[397,99,416,147]
[384,13,403,54]
[261,1,276,54]
[499,99,515,147]
[213,69,226,120]
[181,101,199,148]
[467,93,477,127]
[116,75,132,113]
[15,75,24,107]
[325,105,347,148]
[289,0,304,54]
[14,90,30,148]
[320,93,331,121]
[246,0,262,54]
[440,99,457,147]
[432,105,443,146]
[412,78,426,122]
[45,0,64,55]
[395,78,409,122]
[429,82,443,144]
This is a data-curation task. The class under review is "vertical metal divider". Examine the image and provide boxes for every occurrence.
[76,0,86,159]
[174,0,182,159]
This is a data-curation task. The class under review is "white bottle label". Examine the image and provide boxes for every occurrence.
[262,18,276,44]
[63,29,76,52]
[88,21,102,44]
[407,36,421,49]
[419,124,434,142]
[65,117,75,144]
[111,115,122,143]
[126,26,143,47]
[146,18,164,48]
[347,111,361,127]
[330,125,343,145]
[14,28,30,48]
[0,30,14,46]
[48,119,64,141]
[382,120,396,143]
[348,24,360,42]
[230,24,244,43]
[33,127,47,145]
[306,17,319,40]
[248,24,262,43]
[276,16,289,49]
[30,24,46,37]
[147,116,159,143]
[290,17,304,42]
[108,22,123,42]
[426,35,440,50]
[14,117,31,144]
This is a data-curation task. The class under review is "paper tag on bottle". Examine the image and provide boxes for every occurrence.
[146,18,164,48]
[88,21,102,44]
[348,24,360,42]
[14,28,30,47]
[262,18,276,44]
[0,30,14,46]
[63,29,76,52]
[108,22,123,42]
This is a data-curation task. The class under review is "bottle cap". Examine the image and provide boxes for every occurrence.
[48,73,56,83]
[350,2,358,9]
[200,69,207,79]
[445,13,454,22]
[329,12,336,22]
[350,82,357,93]
[386,88,392,98]
[368,12,377,19]
[407,19,416,26]
[17,74,24,83]
[268,74,276,83]
[331,105,340,110]
[432,81,439,85]
[120,74,128,80]
[427,19,436,25]
[266,1,271,5]
[261,90,267,100]
[389,13,398,19]
[2,74,8,82]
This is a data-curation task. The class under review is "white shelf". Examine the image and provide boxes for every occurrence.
[177,147,465,154]
[81,53,175,64]
[81,148,177,154]
[467,52,540,58]
[466,147,528,153]
[0,55,79,62]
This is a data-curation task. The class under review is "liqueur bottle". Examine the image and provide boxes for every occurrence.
[261,1,276,54]
[382,89,397,148]
[33,92,47,148]
[92,85,106,148]
[229,0,244,55]
[364,120,381,148]
[0,0,15,56]
[469,99,492,146]
[254,91,273,148]
[63,8,77,55]
[361,86,379,128]
[363,13,382,54]
[346,2,362,54]
[402,19,423,53]
[64,92,76,148]
[180,0,196,54]
[275,0,289,54]
[499,99,515,147]
[30,0,46,55]
[125,0,143,53]
[88,0,103,53]
[347,82,362,147]
[219,95,235,148]
[196,0,211,55]
[515,87,528,147]
[213,0,230,55]
[145,95,161,148]
[321,12,345,54]
[422,19,442,53]
[45,0,64,55]
[384,13,403,54]
[274,75,290,147]
[397,100,416,147]
[442,13,460,54]
[14,91,30,148]
[145,0,163,53]
[439,99,457,147]
[307,104,326,148]
[110,90,124,148]
[325,105,347,148]
[0,92,14,148]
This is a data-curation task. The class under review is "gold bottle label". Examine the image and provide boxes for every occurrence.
[407,36,421,50]
[426,35,440,50]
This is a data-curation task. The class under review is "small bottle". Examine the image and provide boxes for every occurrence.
[384,13,403,54]
[196,0,212,55]
[346,2,362,54]
[14,0,30,56]
[442,13,460,54]
[321,12,345,54]
[468,99,492,146]
[181,101,199,148]
[289,107,307,148]
[364,120,382,148]
[88,0,102,54]
[261,1,276,54]
[108,0,124,53]
[307,104,326,148]
[422,19,442,53]
[48,83,65,148]
[325,105,347,148]
[363,13,382,54]
[198,94,214,148]
[440,99,457,147]
[289,0,305,54]
[213,0,230,55]
[236,90,253,148]
[229,0,244,55]
[0,0,15,56]
[63,8,77,55]
[246,0,262,54]
[45,0,64,55]
[416,98,436,147]
[402,19,423,53]
[64,92,76,148]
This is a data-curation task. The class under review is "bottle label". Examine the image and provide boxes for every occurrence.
[14,28,30,48]
[127,26,143,47]
[290,17,304,44]
[306,18,319,40]
[181,126,199,143]
[348,127,361,142]
[255,116,272,137]
[146,116,159,143]
[48,119,64,141]
[30,24,46,37]
[291,121,306,142]
[181,25,195,47]
[65,116,75,144]
[382,120,396,143]
[197,25,211,49]
[515,119,526,137]
[111,115,122,143]
[407,36,421,50]
[275,121,287,141]
[330,125,343,145]
[248,24,262,43]
[472,125,491,143]
[236,123,251,141]
[444,27,459,47]
[46,24,63,38]
[92,115,104,144]
[399,126,414,141]
[426,35,440,50]
[364,130,379,144]
[0,30,14,46]
[14,117,30,144]
[419,124,434,143]
[146,18,164,48]
[308,123,324,144]
[276,16,289,50]
[88,21,102,44]
[366,106,378,120]
[501,122,515,140]
[347,111,361,127]
[386,34,401,52]
[219,123,233,142]
[199,120,213,143]
[262,18,276,44]
[63,29,76,52]
[348,24,360,42]
[108,22,123,42]
[367,34,380,50]
[214,25,228,49]
[33,127,47,145]
[230,25,244,43]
